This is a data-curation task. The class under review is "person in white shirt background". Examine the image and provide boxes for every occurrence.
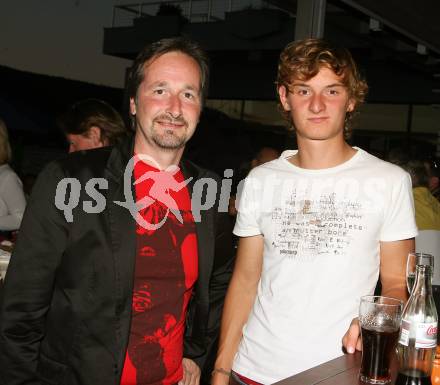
[0,119,26,233]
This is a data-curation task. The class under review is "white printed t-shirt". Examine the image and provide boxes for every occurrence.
[232,148,417,384]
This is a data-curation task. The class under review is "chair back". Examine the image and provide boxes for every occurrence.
[416,230,440,285]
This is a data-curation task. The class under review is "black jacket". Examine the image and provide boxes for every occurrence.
[0,136,234,385]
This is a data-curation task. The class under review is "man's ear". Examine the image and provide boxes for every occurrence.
[130,97,136,116]
[278,85,291,111]
[347,98,356,113]
[88,126,105,146]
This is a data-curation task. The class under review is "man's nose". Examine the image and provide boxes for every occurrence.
[309,93,325,113]
[166,94,182,118]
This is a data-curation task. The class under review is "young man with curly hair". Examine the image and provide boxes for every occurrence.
[213,39,417,385]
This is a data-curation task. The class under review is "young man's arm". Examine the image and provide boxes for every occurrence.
[190,208,236,384]
[211,235,264,385]
[379,239,413,301]
[342,238,414,353]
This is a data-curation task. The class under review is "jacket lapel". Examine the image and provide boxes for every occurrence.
[103,149,215,369]
[104,137,137,369]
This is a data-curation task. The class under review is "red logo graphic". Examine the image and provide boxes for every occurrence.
[115,154,193,231]
[427,325,437,336]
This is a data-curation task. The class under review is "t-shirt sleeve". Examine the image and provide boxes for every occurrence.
[233,174,262,237]
[380,171,418,241]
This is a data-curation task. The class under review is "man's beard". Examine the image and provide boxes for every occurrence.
[151,115,189,150]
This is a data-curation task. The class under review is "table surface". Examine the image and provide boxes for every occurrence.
[274,351,398,385]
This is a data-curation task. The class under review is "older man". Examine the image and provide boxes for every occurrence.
[0,37,233,385]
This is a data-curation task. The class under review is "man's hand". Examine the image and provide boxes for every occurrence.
[178,358,200,385]
[342,318,362,354]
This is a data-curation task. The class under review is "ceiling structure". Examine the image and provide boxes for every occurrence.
[104,0,440,104]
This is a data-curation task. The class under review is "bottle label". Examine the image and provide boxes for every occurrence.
[415,322,438,348]
[399,320,410,346]
[399,319,437,348]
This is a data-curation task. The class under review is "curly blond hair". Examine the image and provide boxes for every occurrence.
[276,38,368,138]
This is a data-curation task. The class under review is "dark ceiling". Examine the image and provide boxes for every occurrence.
[103,0,440,104]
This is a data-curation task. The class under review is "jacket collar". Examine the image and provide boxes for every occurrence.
[106,134,135,183]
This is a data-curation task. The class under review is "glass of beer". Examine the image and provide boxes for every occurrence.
[359,295,403,384]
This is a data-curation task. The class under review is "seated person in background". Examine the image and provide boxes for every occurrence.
[229,147,280,217]
[403,159,440,297]
[403,159,440,231]
[0,119,26,233]
[387,147,409,168]
[59,98,127,152]
[425,158,440,202]
[250,146,280,169]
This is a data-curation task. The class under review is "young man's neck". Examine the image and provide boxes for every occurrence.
[291,137,356,170]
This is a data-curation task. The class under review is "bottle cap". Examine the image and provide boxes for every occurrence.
[416,253,434,268]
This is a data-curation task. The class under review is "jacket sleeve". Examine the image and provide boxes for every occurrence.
[199,209,235,381]
[0,162,70,385]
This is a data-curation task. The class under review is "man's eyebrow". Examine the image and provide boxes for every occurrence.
[183,84,200,93]
[290,82,310,87]
[146,81,200,93]
[149,81,168,88]
[290,82,346,88]
[325,83,346,88]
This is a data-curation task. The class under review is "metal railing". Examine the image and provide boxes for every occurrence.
[111,0,284,27]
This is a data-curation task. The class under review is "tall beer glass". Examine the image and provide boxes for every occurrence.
[359,295,403,384]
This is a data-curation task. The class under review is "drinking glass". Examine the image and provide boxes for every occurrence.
[406,252,434,294]
[0,258,8,285]
[359,295,403,384]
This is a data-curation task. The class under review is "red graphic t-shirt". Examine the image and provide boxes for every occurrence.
[121,159,198,385]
